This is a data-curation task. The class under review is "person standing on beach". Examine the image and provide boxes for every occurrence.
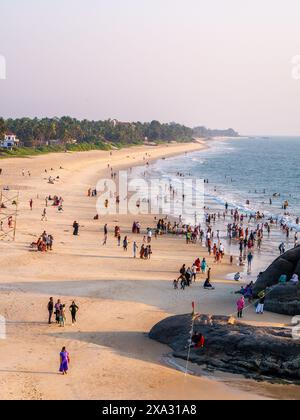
[69,301,79,324]
[59,304,66,327]
[256,294,265,315]
[103,224,108,245]
[247,252,253,272]
[59,347,70,375]
[55,299,62,324]
[123,236,128,251]
[201,258,207,274]
[29,199,33,211]
[73,221,79,236]
[133,241,138,258]
[47,297,54,324]
[191,264,197,282]
[237,296,245,318]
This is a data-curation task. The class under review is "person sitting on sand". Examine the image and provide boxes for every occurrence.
[191,332,205,349]
[173,279,179,289]
[234,272,241,281]
[204,278,215,290]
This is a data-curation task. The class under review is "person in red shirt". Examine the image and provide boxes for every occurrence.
[192,332,205,349]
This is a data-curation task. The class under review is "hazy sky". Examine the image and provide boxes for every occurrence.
[0,0,300,135]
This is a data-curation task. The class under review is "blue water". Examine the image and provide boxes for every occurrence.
[146,137,300,227]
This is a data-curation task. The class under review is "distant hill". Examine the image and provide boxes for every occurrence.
[193,126,239,138]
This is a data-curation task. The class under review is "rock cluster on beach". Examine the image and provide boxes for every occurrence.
[253,245,300,315]
[149,314,300,382]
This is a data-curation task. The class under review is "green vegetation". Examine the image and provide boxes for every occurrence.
[0,116,193,147]
[193,126,239,138]
[0,141,112,158]
[0,116,239,158]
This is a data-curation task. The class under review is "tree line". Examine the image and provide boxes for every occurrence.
[0,117,194,148]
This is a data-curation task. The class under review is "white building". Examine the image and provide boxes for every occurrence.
[0,133,20,149]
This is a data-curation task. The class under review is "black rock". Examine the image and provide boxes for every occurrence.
[149,314,300,382]
[253,245,300,315]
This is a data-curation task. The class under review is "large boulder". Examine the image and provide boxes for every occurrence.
[149,314,300,382]
[264,283,300,315]
[253,258,294,294]
[253,246,300,292]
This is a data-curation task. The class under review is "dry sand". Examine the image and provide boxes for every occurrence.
[0,141,297,400]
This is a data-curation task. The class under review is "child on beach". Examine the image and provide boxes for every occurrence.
[59,305,66,327]
[237,296,245,318]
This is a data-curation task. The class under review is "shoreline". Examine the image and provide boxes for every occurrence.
[0,140,297,400]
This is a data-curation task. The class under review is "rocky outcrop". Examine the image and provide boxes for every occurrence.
[252,245,300,315]
[149,314,300,382]
[264,283,300,315]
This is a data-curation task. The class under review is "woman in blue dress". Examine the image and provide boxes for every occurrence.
[59,347,70,375]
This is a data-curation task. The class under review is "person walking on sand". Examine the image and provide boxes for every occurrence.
[103,224,108,245]
[59,347,70,375]
[41,208,47,221]
[247,251,253,272]
[29,199,33,211]
[237,296,245,318]
[123,236,128,251]
[69,301,79,324]
[47,297,54,324]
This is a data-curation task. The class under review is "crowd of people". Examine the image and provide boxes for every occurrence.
[31,231,54,252]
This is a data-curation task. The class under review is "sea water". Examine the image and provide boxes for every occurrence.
[132,137,300,279]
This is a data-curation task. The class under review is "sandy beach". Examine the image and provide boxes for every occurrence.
[0,141,297,400]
